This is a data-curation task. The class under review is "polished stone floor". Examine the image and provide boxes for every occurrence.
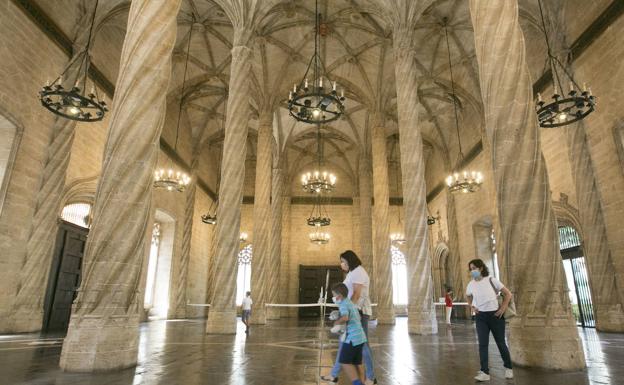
[0,317,622,385]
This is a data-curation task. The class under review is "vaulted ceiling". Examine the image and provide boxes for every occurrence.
[32,0,611,197]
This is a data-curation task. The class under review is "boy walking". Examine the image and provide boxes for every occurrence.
[241,291,252,333]
[331,283,367,385]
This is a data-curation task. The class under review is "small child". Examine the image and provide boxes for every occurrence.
[331,283,367,385]
[241,291,252,333]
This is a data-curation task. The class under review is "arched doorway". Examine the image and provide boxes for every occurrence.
[236,244,252,306]
[42,202,91,333]
[559,225,595,328]
[143,210,175,320]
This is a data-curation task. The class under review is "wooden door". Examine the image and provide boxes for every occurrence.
[298,265,343,318]
[42,221,88,333]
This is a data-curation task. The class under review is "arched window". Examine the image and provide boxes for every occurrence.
[60,202,92,228]
[0,113,20,215]
[391,245,408,305]
[236,244,253,306]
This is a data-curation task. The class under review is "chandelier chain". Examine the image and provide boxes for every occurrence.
[175,14,195,153]
[443,21,464,162]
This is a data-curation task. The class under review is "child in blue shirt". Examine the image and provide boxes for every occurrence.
[331,283,367,385]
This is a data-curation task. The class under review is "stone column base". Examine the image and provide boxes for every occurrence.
[205,308,237,334]
[408,307,438,335]
[60,315,140,372]
[509,319,585,370]
[376,306,395,324]
[250,307,267,325]
[595,304,624,332]
[266,306,281,320]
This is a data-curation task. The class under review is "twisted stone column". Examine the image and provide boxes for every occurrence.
[173,149,199,319]
[469,0,584,369]
[205,45,253,334]
[393,30,437,335]
[567,124,624,331]
[446,192,464,302]
[59,0,181,371]
[352,196,361,255]
[250,116,272,324]
[280,194,292,318]
[370,120,394,324]
[266,165,283,320]
[205,218,218,306]
[358,157,375,303]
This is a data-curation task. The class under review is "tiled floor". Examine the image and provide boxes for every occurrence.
[0,317,622,385]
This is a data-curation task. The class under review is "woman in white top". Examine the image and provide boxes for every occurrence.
[321,250,376,385]
[466,258,513,382]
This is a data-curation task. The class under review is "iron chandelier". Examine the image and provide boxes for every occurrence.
[154,18,196,193]
[287,0,345,124]
[442,20,483,194]
[534,0,595,128]
[39,0,107,122]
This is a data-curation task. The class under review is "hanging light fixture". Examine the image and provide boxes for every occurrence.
[307,194,331,227]
[288,0,345,124]
[442,20,483,194]
[301,127,336,193]
[39,0,107,122]
[389,155,406,245]
[309,228,330,245]
[154,19,195,193]
[534,0,595,128]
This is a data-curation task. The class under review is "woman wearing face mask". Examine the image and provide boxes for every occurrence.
[321,250,376,385]
[466,258,513,382]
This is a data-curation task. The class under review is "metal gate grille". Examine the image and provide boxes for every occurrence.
[559,226,595,328]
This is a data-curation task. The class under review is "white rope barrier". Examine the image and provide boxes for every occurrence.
[186,303,211,307]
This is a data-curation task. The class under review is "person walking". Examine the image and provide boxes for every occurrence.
[241,291,252,333]
[466,259,513,382]
[321,250,377,385]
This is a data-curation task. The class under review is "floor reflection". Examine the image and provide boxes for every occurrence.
[0,317,621,384]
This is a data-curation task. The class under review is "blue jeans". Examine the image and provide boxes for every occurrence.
[331,313,374,379]
[475,311,512,374]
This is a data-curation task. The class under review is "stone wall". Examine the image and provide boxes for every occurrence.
[0,1,70,330]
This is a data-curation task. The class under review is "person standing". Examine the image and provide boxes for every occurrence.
[321,250,377,385]
[241,291,252,333]
[466,259,513,382]
[445,287,454,325]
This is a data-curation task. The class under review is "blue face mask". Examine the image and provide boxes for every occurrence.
[470,270,481,279]
[332,296,342,304]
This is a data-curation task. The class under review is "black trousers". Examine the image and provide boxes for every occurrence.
[475,311,512,374]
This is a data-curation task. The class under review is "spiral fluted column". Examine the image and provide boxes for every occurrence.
[280,194,292,318]
[567,124,624,331]
[59,0,181,371]
[205,45,252,334]
[250,116,272,324]
[393,30,437,335]
[446,193,464,301]
[267,165,283,320]
[370,120,394,324]
[358,157,375,303]
[469,0,584,369]
[173,149,199,319]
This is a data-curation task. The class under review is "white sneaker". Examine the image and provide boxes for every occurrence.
[474,371,491,381]
[505,369,514,379]
[365,380,374,385]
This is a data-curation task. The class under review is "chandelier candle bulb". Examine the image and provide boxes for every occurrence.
[305,79,309,89]
[319,77,323,88]
[332,81,336,91]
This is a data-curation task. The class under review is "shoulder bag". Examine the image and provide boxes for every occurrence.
[489,277,517,320]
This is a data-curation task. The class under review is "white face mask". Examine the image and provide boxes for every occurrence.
[332,296,341,304]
